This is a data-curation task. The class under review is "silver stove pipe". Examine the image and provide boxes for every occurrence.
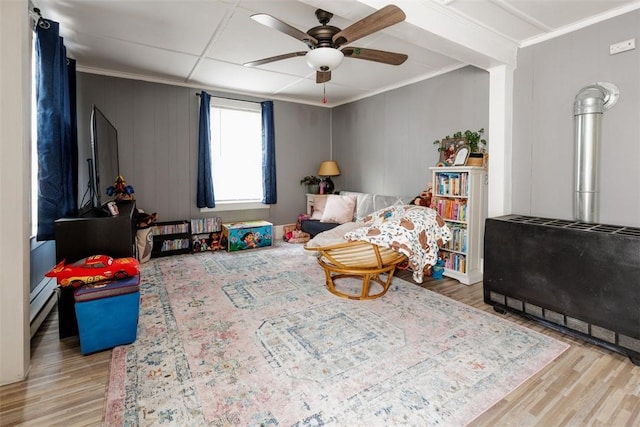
[573,82,619,223]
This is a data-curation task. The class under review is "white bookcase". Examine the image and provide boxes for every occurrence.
[430,166,487,285]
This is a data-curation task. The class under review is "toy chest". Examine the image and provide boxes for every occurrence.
[74,275,140,355]
[221,220,273,252]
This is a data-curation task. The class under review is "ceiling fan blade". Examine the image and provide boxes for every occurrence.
[243,51,307,67]
[251,14,318,47]
[332,5,406,46]
[342,47,408,65]
[316,71,331,83]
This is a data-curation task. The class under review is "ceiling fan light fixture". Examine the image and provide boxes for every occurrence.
[306,47,344,71]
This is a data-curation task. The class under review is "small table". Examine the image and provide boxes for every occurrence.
[221,220,273,252]
[306,193,328,215]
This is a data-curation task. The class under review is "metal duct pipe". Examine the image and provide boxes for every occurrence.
[573,82,619,223]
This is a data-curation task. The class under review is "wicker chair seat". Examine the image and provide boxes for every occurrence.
[305,240,407,300]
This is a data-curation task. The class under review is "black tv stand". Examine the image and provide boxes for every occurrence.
[54,200,137,338]
[81,204,113,218]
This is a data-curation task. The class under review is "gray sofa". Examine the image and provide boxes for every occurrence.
[300,191,413,237]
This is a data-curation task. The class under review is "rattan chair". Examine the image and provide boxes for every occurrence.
[305,240,407,300]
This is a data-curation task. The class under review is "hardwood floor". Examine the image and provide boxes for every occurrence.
[0,312,111,427]
[413,275,640,427]
[2,275,639,426]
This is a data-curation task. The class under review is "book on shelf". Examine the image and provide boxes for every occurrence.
[435,172,469,197]
[153,222,189,235]
[443,252,466,273]
[445,225,468,253]
[434,199,467,222]
[160,238,191,252]
[191,217,221,234]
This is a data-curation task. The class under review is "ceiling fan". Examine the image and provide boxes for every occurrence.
[243,4,408,84]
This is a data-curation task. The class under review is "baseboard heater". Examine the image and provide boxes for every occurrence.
[484,215,640,365]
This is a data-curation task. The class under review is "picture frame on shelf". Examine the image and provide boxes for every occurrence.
[438,137,467,166]
[453,144,470,166]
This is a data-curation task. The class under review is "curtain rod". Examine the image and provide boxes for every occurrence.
[195,92,260,104]
[29,7,51,29]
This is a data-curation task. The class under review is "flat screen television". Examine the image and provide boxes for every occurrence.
[90,105,119,208]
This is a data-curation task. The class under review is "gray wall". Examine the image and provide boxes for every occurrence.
[76,67,490,228]
[512,10,640,226]
[331,66,490,198]
[76,73,331,226]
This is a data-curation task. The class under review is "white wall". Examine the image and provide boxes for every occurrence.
[512,10,640,226]
[0,0,31,385]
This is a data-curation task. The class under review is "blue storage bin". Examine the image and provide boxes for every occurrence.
[74,275,140,355]
[221,220,273,252]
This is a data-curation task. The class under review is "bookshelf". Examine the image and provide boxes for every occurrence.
[151,220,191,257]
[191,217,222,252]
[430,166,487,285]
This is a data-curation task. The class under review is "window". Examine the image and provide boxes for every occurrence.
[210,98,263,204]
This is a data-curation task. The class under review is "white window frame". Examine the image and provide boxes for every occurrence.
[31,35,38,237]
[200,97,269,213]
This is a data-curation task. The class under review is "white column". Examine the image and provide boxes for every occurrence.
[0,0,31,385]
[487,64,514,218]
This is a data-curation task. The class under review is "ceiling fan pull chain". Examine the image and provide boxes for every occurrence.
[322,83,328,104]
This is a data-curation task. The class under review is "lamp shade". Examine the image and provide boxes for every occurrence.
[306,48,344,71]
[318,160,341,177]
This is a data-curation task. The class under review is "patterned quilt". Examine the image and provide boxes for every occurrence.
[344,205,451,283]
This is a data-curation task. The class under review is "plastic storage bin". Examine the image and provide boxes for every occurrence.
[221,220,273,252]
[74,275,140,355]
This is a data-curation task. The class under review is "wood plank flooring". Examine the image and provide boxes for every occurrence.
[2,274,639,426]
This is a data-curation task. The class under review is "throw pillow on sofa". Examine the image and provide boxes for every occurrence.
[320,194,357,224]
[310,195,328,220]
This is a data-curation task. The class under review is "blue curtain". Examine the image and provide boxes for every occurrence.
[35,19,78,241]
[261,101,277,204]
[197,91,215,208]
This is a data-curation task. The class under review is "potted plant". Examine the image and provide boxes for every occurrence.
[300,175,321,194]
[433,128,487,166]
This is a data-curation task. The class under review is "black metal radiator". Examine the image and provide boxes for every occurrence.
[484,215,640,365]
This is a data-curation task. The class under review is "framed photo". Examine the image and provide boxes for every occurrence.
[439,137,466,166]
[453,144,470,166]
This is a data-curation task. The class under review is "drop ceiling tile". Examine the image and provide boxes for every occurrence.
[326,58,436,91]
[280,77,366,105]
[208,6,311,69]
[189,58,306,96]
[446,0,545,41]
[239,0,335,29]
[64,30,199,80]
[39,0,231,56]
[503,0,634,29]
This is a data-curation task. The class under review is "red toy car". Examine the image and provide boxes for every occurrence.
[46,255,140,287]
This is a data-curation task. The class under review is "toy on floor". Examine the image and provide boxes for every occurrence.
[431,258,445,279]
[194,232,222,252]
[283,223,310,244]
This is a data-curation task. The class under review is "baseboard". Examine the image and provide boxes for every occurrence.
[30,277,57,338]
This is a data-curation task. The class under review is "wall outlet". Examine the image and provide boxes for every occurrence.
[610,38,636,55]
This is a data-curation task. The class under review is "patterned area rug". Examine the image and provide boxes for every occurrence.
[105,242,568,426]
